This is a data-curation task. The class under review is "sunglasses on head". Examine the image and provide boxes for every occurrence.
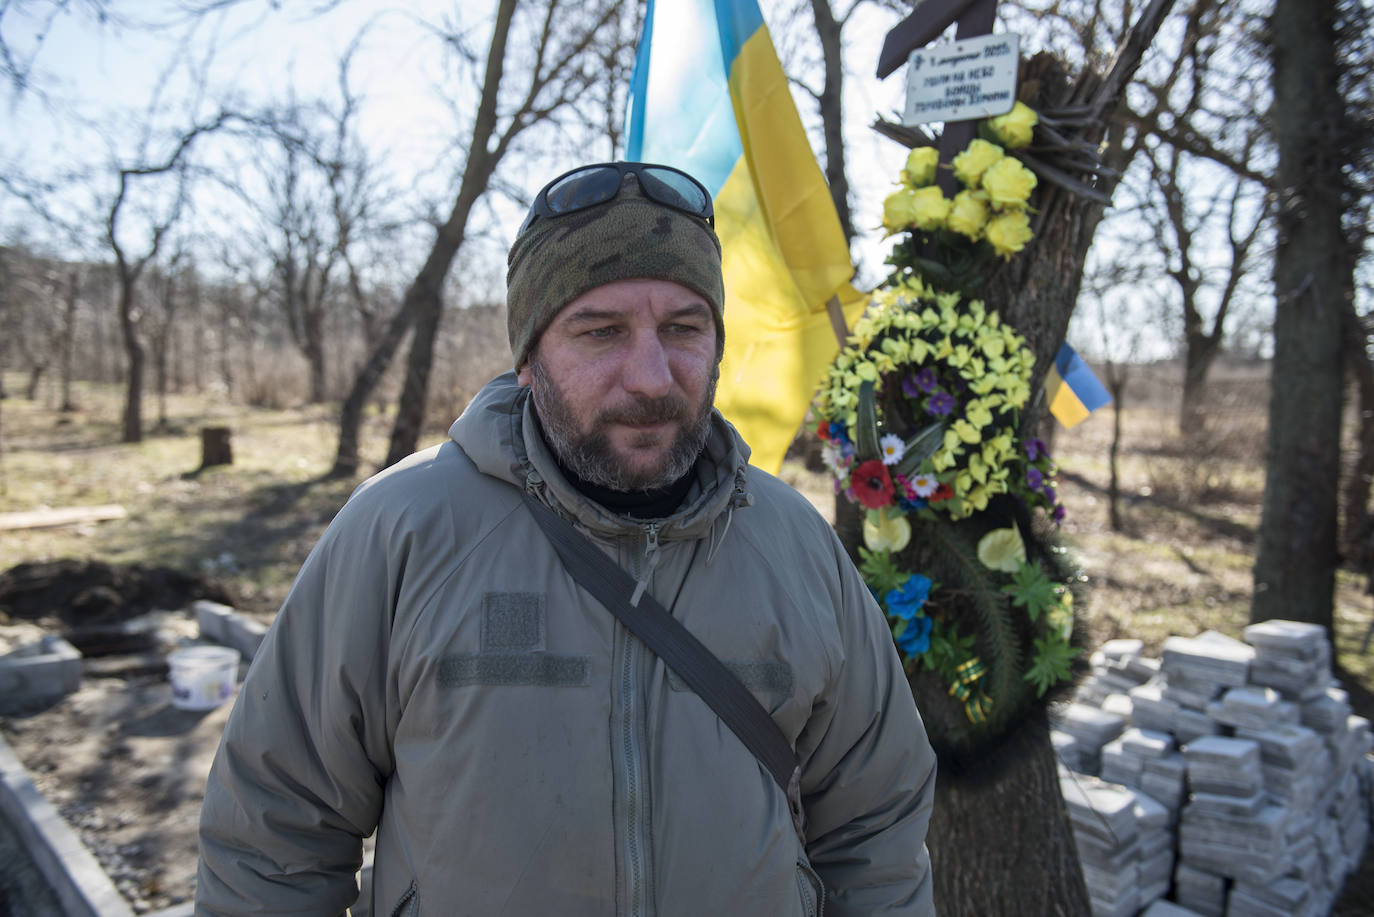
[518,161,715,236]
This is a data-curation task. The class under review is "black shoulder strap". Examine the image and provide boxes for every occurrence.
[521,493,805,843]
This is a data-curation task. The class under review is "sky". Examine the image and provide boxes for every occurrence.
[5,1,914,269]
[2,0,1200,362]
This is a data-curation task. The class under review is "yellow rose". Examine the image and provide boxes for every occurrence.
[882,187,920,233]
[863,509,912,553]
[985,210,1033,258]
[946,190,989,241]
[902,146,940,187]
[977,526,1026,573]
[981,156,1038,210]
[909,186,952,231]
[952,139,1004,187]
[987,101,1038,149]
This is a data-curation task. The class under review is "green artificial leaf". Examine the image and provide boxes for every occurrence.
[858,547,908,599]
[1002,561,1058,622]
[1024,634,1080,697]
[856,380,881,461]
[922,617,975,680]
[895,420,948,478]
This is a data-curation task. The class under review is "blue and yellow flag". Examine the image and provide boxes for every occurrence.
[625,0,865,473]
[1046,343,1112,428]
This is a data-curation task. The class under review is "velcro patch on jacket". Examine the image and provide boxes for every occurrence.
[437,653,590,688]
[667,660,794,702]
[481,591,544,651]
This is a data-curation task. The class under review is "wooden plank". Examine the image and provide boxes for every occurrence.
[877,0,978,79]
[0,505,127,532]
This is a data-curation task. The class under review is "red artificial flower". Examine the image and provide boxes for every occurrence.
[852,460,896,509]
[929,482,954,503]
[816,420,831,442]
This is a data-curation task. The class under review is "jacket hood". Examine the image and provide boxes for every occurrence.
[449,371,753,542]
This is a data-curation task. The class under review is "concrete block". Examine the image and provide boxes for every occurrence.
[194,600,268,661]
[0,732,134,917]
[0,635,82,714]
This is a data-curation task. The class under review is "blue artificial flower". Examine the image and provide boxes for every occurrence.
[828,422,850,445]
[896,613,933,656]
[899,494,928,513]
[885,573,932,621]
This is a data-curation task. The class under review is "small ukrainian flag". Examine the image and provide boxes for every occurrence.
[1046,343,1111,428]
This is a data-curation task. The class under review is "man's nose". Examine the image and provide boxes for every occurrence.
[621,331,674,398]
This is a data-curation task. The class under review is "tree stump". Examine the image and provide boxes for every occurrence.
[199,426,233,468]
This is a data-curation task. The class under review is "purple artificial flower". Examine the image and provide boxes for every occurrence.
[1052,504,1066,524]
[1026,467,1044,491]
[1026,437,1048,461]
[927,390,956,416]
[1043,485,1056,504]
[901,375,921,398]
[914,368,939,393]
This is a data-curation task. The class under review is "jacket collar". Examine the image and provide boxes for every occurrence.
[450,372,752,541]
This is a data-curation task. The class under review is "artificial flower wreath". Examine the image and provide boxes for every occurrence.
[818,113,1083,759]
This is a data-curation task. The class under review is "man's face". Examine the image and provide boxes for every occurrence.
[518,278,720,492]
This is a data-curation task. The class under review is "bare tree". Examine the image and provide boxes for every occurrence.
[1253,0,1371,631]
[1137,139,1271,432]
[865,1,1184,912]
[105,112,230,442]
[380,0,634,468]
[326,0,628,476]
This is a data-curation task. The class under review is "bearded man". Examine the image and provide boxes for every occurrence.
[196,162,938,917]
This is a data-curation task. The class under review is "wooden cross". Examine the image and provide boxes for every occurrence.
[878,0,1000,196]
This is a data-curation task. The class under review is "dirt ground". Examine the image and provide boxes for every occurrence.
[0,560,243,914]
[1,383,1373,913]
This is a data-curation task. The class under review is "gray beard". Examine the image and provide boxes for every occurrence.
[529,355,718,492]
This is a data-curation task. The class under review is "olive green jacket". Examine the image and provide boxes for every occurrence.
[196,372,937,917]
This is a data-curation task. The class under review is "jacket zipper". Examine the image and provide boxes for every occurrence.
[619,523,659,917]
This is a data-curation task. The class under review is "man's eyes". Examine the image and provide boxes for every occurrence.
[580,323,705,339]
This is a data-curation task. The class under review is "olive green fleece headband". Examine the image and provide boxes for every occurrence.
[506,182,725,369]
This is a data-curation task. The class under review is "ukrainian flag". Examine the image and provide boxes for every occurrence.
[625,0,865,474]
[1045,343,1112,428]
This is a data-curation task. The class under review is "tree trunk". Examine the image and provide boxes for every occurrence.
[845,5,1177,900]
[385,272,449,468]
[24,364,44,401]
[330,295,419,477]
[1108,368,1127,533]
[929,709,1091,914]
[1180,329,1220,434]
[1340,302,1374,565]
[809,0,853,247]
[59,269,78,412]
[382,0,517,468]
[119,280,145,444]
[1252,0,1350,631]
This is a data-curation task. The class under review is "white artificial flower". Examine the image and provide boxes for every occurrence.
[910,473,939,497]
[880,433,905,466]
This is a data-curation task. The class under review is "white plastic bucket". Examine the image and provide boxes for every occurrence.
[167,645,241,710]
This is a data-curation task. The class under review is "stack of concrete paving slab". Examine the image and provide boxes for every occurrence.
[1056,620,1373,917]
[1061,772,1144,917]
[1054,702,1129,777]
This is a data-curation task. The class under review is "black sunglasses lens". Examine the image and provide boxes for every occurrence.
[638,168,711,216]
[544,167,622,215]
